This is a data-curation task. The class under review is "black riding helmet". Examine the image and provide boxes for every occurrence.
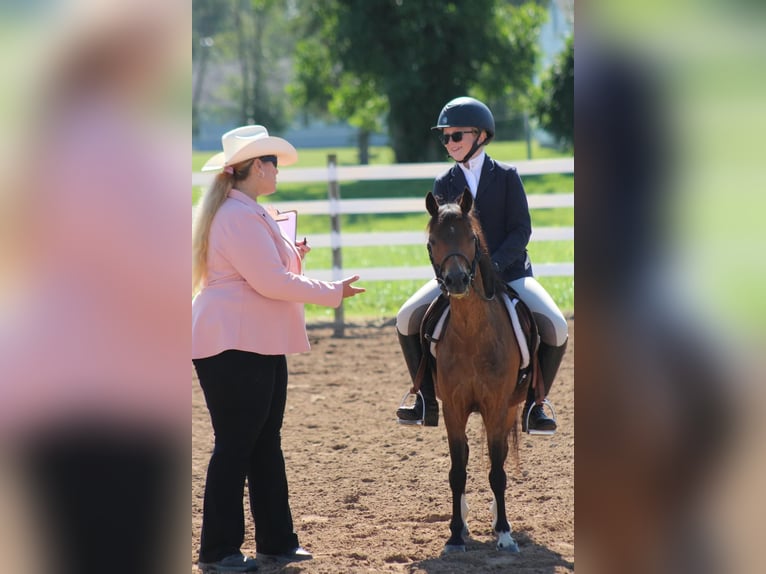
[432,96,495,164]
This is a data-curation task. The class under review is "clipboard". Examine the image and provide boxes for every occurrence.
[274,210,298,243]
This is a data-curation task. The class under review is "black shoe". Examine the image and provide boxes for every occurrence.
[198,553,258,572]
[396,394,439,426]
[256,546,313,563]
[522,403,557,434]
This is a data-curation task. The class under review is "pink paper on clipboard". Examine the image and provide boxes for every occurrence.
[274,210,297,243]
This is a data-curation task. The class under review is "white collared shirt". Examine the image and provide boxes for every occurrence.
[458,150,485,198]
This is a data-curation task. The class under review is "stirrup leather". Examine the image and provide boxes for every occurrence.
[524,399,557,436]
[396,390,427,426]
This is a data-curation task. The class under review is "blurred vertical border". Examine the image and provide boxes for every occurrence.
[576,1,766,573]
[0,1,190,573]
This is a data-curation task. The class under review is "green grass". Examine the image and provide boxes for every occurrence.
[192,174,572,206]
[301,241,573,270]
[292,207,572,236]
[304,275,574,322]
[193,140,574,320]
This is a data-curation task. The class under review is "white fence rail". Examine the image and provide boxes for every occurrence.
[262,192,573,216]
[192,157,574,282]
[306,226,574,249]
[191,157,574,187]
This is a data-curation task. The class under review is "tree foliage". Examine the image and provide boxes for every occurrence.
[290,0,546,163]
[534,34,573,150]
[288,0,386,163]
[193,0,230,137]
[193,0,230,59]
[228,0,294,131]
[194,0,550,160]
[193,0,297,134]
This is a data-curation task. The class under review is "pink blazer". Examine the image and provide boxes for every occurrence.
[192,189,343,358]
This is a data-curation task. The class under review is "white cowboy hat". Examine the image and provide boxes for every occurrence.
[201,125,298,172]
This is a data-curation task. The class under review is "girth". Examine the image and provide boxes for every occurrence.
[411,286,543,403]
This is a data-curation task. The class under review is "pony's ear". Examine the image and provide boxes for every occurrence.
[459,187,473,214]
[426,192,439,216]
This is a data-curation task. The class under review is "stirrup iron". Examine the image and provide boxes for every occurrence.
[525,398,557,436]
[397,390,426,426]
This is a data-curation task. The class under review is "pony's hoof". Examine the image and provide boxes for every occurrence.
[496,531,519,553]
[442,544,466,554]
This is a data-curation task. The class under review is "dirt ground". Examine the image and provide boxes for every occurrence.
[192,318,574,574]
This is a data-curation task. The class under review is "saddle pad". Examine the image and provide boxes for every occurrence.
[502,293,530,370]
[429,306,450,357]
[428,294,530,370]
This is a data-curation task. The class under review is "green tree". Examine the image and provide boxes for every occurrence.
[473,1,547,158]
[290,0,546,163]
[328,75,387,165]
[192,0,230,138]
[193,0,298,135]
[288,1,386,164]
[534,34,573,150]
[230,0,293,130]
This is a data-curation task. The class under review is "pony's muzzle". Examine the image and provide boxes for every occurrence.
[443,270,470,296]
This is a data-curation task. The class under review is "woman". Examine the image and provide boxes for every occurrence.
[192,125,364,573]
[395,97,568,434]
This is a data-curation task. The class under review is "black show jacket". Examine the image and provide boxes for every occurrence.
[432,155,534,282]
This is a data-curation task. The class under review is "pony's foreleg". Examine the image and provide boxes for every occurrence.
[443,434,469,553]
[488,437,519,553]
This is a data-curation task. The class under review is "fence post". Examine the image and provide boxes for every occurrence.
[327,154,344,338]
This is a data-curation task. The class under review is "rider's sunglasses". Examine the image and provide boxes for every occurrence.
[439,130,477,145]
[258,155,278,167]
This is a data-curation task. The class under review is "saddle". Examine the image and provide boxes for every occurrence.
[411,286,544,403]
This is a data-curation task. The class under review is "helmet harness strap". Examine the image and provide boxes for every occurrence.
[460,132,486,165]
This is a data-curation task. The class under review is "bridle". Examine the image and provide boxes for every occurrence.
[428,233,493,300]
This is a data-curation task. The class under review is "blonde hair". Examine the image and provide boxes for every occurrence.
[192,159,254,295]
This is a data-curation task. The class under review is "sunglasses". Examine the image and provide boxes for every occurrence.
[439,130,477,145]
[258,155,278,167]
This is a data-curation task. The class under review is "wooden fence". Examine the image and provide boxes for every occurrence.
[193,156,574,282]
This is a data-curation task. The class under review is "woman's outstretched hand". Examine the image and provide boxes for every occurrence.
[341,275,365,299]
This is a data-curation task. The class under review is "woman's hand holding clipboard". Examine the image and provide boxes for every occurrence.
[295,236,310,259]
[273,210,310,259]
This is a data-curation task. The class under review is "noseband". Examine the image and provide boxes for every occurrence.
[428,234,482,296]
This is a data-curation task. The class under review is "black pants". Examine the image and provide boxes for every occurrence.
[193,350,299,563]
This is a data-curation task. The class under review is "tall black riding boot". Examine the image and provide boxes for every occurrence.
[395,332,439,426]
[522,339,568,433]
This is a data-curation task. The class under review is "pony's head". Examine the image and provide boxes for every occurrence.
[426,188,497,299]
